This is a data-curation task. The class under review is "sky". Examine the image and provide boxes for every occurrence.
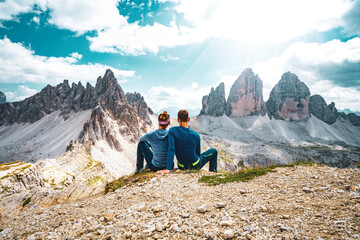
[0,0,359,113]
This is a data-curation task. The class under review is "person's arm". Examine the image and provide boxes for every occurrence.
[195,133,201,157]
[139,132,151,142]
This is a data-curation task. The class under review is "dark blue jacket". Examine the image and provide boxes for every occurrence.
[166,126,200,170]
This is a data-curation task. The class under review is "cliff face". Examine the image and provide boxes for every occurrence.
[200,82,226,116]
[0,91,6,104]
[226,69,264,117]
[266,72,311,121]
[126,92,153,125]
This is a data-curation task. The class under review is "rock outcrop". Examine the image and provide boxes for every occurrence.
[77,70,151,149]
[0,91,5,104]
[0,161,44,199]
[225,69,264,117]
[126,92,153,125]
[340,112,360,126]
[266,72,310,121]
[200,82,226,116]
[309,95,339,124]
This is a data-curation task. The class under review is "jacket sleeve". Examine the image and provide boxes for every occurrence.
[195,133,201,158]
[139,132,151,142]
[166,130,175,170]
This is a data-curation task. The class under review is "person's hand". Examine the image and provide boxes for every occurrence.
[156,169,171,174]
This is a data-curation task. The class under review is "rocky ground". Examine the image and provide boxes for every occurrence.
[0,165,359,240]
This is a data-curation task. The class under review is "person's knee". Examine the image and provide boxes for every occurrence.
[210,148,218,157]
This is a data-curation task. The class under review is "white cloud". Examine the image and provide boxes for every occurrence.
[144,84,211,112]
[2,0,355,55]
[191,82,198,89]
[87,21,198,55]
[45,0,127,34]
[87,0,355,54]
[159,54,179,62]
[0,37,135,95]
[5,85,38,102]
[0,0,37,21]
[253,37,360,111]
[145,74,239,113]
[32,16,40,25]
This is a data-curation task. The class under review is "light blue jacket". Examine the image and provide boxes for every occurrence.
[140,129,169,168]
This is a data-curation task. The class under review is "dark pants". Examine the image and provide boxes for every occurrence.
[178,148,218,172]
[136,141,165,172]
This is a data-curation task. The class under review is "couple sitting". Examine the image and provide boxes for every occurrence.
[136,109,218,174]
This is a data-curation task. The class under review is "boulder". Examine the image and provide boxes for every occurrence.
[266,72,310,121]
[200,82,226,116]
[226,68,264,117]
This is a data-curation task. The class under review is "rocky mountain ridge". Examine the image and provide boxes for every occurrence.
[0,69,156,212]
[201,68,360,126]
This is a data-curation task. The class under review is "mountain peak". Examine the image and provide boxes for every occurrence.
[95,69,120,96]
[267,72,310,121]
[225,68,264,117]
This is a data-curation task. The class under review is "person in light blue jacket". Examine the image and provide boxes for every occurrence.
[135,111,170,173]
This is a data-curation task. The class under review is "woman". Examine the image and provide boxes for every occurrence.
[135,111,170,173]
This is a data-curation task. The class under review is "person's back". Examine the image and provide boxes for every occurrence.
[135,111,171,173]
[139,129,168,167]
[167,126,200,169]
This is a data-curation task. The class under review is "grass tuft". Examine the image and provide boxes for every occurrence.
[199,166,276,186]
[199,160,319,186]
[280,159,318,168]
[105,170,156,193]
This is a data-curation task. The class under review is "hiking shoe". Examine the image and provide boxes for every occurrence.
[135,165,148,174]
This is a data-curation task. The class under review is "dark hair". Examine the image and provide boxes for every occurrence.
[177,109,188,122]
[158,111,170,126]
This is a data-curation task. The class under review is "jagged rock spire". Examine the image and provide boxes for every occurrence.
[200,82,226,116]
[225,68,264,117]
[266,72,310,121]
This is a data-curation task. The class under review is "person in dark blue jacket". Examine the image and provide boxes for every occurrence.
[157,109,217,174]
[135,111,170,173]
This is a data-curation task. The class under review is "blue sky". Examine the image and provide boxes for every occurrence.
[0,0,359,112]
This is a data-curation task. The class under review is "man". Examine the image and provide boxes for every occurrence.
[157,109,217,174]
[135,111,170,173]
